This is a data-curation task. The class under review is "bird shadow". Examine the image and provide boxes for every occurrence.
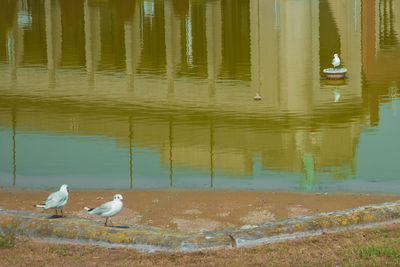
[48,215,63,219]
[111,225,130,229]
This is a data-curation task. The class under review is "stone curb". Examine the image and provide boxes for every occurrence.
[1,200,400,252]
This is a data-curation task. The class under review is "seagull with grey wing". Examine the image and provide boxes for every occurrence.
[84,194,123,227]
[332,53,340,68]
[34,184,69,217]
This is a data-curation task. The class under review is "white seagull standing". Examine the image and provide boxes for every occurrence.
[34,184,69,217]
[332,53,340,68]
[84,194,123,227]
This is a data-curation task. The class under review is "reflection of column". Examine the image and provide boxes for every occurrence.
[209,120,214,188]
[164,0,181,96]
[278,0,315,114]
[205,0,222,97]
[327,0,362,97]
[12,107,16,186]
[8,5,24,82]
[169,119,173,187]
[45,0,62,86]
[125,1,141,90]
[302,154,316,191]
[250,0,279,107]
[129,116,134,189]
[84,0,101,85]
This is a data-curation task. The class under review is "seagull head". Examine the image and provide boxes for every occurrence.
[60,184,69,192]
[114,194,123,202]
[334,53,338,57]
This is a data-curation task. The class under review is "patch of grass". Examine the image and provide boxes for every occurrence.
[49,247,72,256]
[0,232,15,248]
[357,245,400,259]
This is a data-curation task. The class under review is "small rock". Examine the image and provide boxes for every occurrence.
[240,225,258,230]
[96,197,104,200]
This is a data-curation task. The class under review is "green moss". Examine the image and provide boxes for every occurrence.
[0,232,15,248]
[357,245,400,259]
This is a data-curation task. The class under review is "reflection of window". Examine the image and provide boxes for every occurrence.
[143,0,154,18]
[378,0,399,49]
[17,11,31,28]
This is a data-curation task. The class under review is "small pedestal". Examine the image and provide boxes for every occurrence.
[323,68,347,79]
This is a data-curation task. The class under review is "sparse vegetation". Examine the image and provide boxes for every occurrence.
[0,232,15,249]
[1,224,400,266]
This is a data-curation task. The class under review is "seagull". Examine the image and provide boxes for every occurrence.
[84,194,124,227]
[253,93,262,100]
[34,184,69,217]
[332,53,340,68]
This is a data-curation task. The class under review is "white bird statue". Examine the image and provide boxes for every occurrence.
[34,184,69,217]
[332,53,340,68]
[84,194,124,227]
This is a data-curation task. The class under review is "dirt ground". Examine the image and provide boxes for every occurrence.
[1,223,400,266]
[1,188,399,232]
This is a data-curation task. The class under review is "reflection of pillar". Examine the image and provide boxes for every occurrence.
[205,0,222,97]
[169,119,173,187]
[84,0,101,86]
[8,4,24,82]
[302,154,315,191]
[249,0,279,107]
[45,0,62,86]
[209,120,214,188]
[164,0,181,96]
[327,0,362,97]
[279,0,315,114]
[12,107,16,186]
[125,1,141,90]
[129,116,134,189]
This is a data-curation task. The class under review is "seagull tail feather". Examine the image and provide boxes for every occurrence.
[35,204,46,208]
[84,207,94,212]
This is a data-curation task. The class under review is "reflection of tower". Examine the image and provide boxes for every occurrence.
[84,0,101,86]
[205,0,222,97]
[45,0,62,86]
[125,1,141,90]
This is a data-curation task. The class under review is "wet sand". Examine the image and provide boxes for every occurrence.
[1,188,399,232]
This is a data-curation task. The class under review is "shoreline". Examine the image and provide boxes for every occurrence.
[1,188,399,232]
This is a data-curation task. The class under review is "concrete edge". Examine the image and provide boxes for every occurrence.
[1,200,400,252]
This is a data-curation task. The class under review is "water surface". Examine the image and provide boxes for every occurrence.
[0,0,399,193]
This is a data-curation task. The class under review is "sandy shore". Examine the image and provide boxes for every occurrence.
[1,188,399,232]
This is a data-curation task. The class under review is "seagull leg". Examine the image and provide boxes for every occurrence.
[104,217,109,227]
[109,218,114,227]
[55,209,58,216]
[60,209,65,218]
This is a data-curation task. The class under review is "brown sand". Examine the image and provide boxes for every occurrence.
[0,188,399,232]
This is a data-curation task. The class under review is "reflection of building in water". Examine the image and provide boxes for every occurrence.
[362,0,400,125]
[0,0,399,187]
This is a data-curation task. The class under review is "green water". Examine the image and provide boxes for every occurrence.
[0,0,399,193]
